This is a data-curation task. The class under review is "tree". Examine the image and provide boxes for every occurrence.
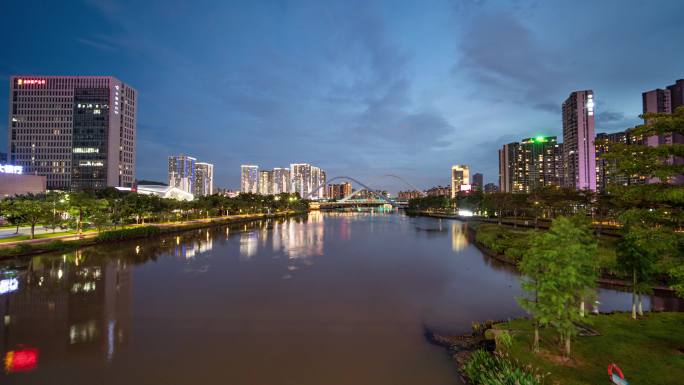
[67,192,108,234]
[617,222,674,319]
[44,191,67,232]
[603,107,684,302]
[517,216,598,357]
[13,195,51,239]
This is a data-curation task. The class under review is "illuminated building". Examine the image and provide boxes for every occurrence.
[193,162,214,196]
[642,79,684,184]
[499,136,563,193]
[7,76,137,190]
[472,173,483,191]
[562,90,597,191]
[241,165,259,194]
[451,165,470,197]
[290,163,326,199]
[272,167,290,194]
[168,155,196,194]
[258,170,273,195]
[426,185,450,197]
[327,182,353,200]
[397,190,422,200]
[595,132,629,193]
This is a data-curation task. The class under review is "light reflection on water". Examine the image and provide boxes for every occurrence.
[0,212,681,385]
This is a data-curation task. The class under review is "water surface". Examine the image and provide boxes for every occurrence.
[0,212,679,384]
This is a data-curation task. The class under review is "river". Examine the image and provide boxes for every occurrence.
[0,212,681,384]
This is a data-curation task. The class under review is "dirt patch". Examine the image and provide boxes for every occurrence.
[539,348,581,367]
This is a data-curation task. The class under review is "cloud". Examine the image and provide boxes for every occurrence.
[597,110,624,123]
[77,37,117,52]
[454,10,568,111]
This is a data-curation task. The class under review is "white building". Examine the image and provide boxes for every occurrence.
[168,155,196,194]
[273,167,290,194]
[241,165,259,194]
[194,162,214,196]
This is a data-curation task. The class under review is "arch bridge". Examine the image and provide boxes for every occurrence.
[305,175,424,208]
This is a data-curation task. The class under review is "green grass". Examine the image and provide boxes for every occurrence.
[493,312,684,385]
[475,223,618,269]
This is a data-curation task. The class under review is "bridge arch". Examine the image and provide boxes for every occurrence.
[305,176,396,206]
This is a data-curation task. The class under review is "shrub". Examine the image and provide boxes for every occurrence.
[95,226,162,242]
[463,349,545,385]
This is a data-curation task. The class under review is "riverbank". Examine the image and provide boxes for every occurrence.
[428,312,684,385]
[495,312,684,385]
[0,210,304,259]
[410,210,680,295]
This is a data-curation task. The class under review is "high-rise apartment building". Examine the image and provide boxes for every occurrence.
[484,183,498,194]
[562,90,597,191]
[498,136,563,193]
[642,79,684,185]
[451,165,470,197]
[194,162,214,196]
[471,173,483,191]
[595,132,629,193]
[7,76,136,190]
[258,170,273,195]
[327,182,352,200]
[241,165,259,194]
[272,167,290,194]
[288,163,327,199]
[168,155,196,194]
[498,142,518,193]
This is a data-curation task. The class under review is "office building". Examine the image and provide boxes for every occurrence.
[472,173,483,191]
[168,155,196,194]
[562,90,597,191]
[241,165,259,194]
[451,165,470,197]
[194,162,214,197]
[258,170,273,195]
[0,152,7,163]
[272,167,290,194]
[327,182,352,200]
[595,132,629,193]
[7,76,137,190]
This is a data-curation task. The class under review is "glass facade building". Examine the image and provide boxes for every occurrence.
[7,76,137,190]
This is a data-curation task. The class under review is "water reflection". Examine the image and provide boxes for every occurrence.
[0,213,681,385]
[451,222,468,252]
[0,256,130,373]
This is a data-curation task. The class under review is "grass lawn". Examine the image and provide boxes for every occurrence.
[474,223,617,268]
[494,312,684,385]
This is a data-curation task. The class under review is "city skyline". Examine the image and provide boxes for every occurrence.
[2,1,683,192]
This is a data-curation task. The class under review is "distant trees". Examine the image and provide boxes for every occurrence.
[0,190,308,236]
[517,216,598,357]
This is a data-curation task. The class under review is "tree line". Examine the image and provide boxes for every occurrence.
[0,189,308,239]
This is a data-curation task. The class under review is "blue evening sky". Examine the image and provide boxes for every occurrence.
[1,0,683,192]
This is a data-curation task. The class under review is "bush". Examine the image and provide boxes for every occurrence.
[463,349,545,385]
[95,226,162,242]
